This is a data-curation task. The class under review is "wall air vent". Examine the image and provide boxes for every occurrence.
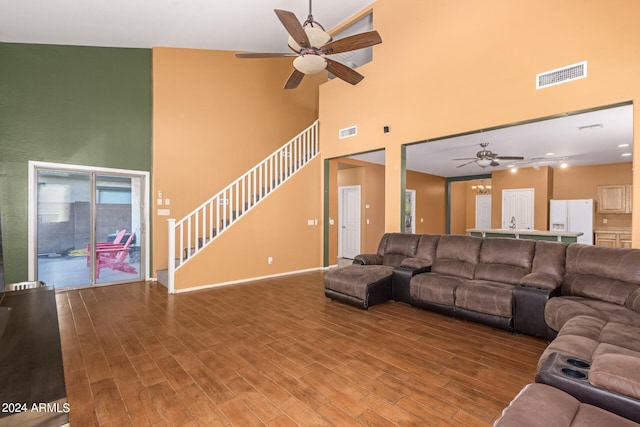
[339,125,358,139]
[536,61,587,89]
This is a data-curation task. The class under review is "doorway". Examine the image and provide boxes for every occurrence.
[502,188,534,230]
[405,189,416,233]
[29,162,149,288]
[338,185,361,259]
[475,194,492,229]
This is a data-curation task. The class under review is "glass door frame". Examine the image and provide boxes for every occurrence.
[27,161,150,286]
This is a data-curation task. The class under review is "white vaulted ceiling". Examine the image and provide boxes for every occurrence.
[0,0,374,52]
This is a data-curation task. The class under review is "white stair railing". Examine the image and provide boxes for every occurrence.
[166,121,319,293]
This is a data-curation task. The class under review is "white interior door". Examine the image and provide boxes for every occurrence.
[338,185,361,259]
[475,195,492,229]
[502,188,534,230]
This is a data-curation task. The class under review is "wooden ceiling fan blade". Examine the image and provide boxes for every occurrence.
[495,156,524,160]
[235,52,296,58]
[274,9,310,49]
[321,31,382,55]
[457,160,478,168]
[325,58,364,85]
[284,69,305,89]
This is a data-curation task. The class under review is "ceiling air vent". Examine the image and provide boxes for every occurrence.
[536,61,587,89]
[339,125,358,139]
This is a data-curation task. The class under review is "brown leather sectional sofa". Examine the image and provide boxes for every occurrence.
[324,233,640,425]
[325,233,564,337]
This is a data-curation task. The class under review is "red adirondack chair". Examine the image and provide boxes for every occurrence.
[87,229,127,267]
[93,232,137,278]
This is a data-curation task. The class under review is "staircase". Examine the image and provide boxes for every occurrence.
[162,121,319,293]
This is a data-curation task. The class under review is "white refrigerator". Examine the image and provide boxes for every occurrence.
[549,199,594,244]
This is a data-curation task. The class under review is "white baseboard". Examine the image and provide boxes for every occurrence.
[174,266,325,294]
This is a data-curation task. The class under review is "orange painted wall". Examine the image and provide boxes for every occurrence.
[152,47,324,281]
[406,170,446,233]
[174,157,322,291]
[318,0,640,245]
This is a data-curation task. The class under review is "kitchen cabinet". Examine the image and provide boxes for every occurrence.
[619,233,633,248]
[597,184,632,213]
[594,229,632,248]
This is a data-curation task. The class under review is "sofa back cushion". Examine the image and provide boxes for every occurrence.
[563,244,640,306]
[432,235,482,279]
[400,234,441,269]
[531,240,567,276]
[376,233,391,256]
[626,288,640,314]
[381,233,420,267]
[474,238,535,285]
[518,241,568,289]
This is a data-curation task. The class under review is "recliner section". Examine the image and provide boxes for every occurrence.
[325,232,562,337]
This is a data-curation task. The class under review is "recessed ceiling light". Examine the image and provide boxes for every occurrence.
[545,152,555,156]
[618,143,630,148]
[622,153,632,157]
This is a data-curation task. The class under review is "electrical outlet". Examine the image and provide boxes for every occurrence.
[268,257,273,264]
[603,218,608,224]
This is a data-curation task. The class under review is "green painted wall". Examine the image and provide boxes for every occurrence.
[0,43,152,284]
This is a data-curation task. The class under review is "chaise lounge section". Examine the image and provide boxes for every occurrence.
[323,233,420,309]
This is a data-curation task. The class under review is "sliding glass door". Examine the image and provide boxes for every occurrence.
[30,162,148,289]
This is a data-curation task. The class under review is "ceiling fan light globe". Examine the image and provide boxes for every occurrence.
[477,158,492,167]
[288,25,331,51]
[293,55,327,74]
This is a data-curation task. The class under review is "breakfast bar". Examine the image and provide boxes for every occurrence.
[467,228,584,243]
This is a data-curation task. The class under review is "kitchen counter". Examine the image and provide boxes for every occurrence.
[467,228,583,243]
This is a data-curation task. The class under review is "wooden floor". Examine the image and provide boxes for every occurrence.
[56,271,548,426]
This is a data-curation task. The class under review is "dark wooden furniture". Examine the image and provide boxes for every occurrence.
[0,286,68,426]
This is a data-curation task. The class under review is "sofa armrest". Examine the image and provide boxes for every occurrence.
[400,257,433,269]
[590,353,640,400]
[392,266,431,303]
[513,285,560,338]
[353,254,382,265]
[519,272,562,291]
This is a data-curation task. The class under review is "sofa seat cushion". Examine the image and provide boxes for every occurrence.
[410,273,466,306]
[494,383,640,427]
[539,315,640,369]
[538,315,604,369]
[589,353,640,401]
[324,265,394,300]
[455,280,514,318]
[545,296,640,332]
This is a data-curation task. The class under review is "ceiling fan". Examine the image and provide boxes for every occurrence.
[453,143,524,168]
[235,0,382,89]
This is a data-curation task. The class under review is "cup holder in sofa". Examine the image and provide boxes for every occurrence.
[561,367,587,379]
[566,358,591,369]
